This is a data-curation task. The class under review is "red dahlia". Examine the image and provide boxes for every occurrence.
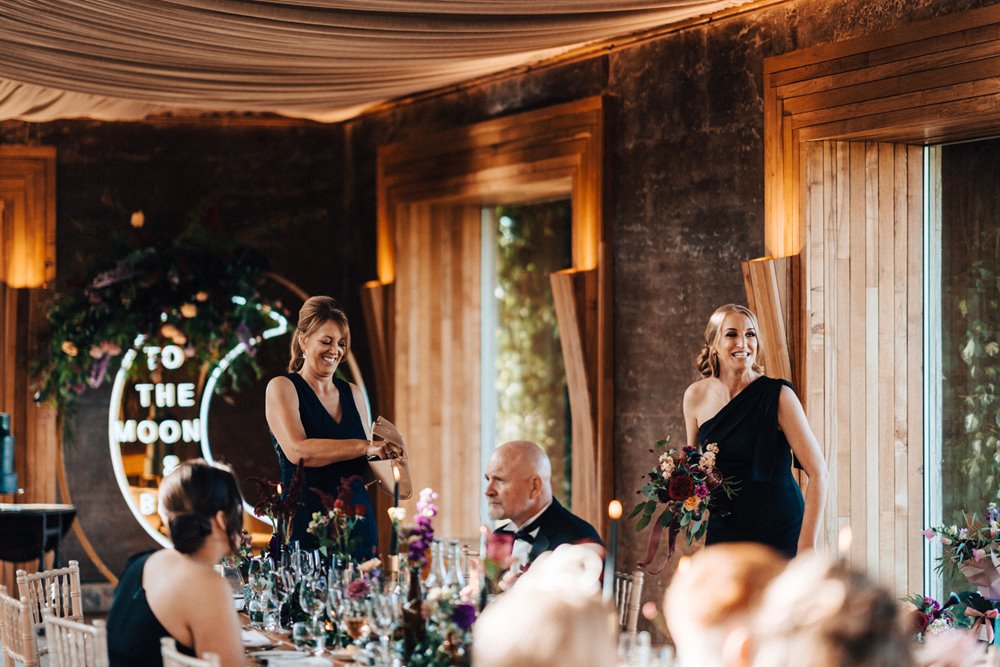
[668,474,695,500]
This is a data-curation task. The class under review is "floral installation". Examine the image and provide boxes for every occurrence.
[307,474,368,562]
[400,488,438,571]
[923,503,1000,599]
[630,436,739,573]
[247,459,304,550]
[34,221,276,413]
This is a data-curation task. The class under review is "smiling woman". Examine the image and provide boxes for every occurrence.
[264,296,390,560]
[681,303,828,557]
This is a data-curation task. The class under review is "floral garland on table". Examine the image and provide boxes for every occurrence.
[34,223,274,413]
[629,436,739,573]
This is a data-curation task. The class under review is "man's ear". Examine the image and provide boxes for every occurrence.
[529,475,542,497]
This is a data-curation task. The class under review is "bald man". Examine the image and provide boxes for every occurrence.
[484,440,602,567]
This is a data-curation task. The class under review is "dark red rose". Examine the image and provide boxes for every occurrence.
[486,532,514,562]
[704,468,723,490]
[668,474,695,500]
[911,610,929,634]
[333,498,346,511]
[354,504,367,516]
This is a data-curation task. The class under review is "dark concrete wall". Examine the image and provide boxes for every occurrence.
[2,0,998,610]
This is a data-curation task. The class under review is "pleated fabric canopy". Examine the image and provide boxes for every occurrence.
[0,0,751,122]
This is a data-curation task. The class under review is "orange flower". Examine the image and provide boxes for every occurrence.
[683,496,700,512]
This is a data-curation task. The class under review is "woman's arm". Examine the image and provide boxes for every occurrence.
[777,385,829,552]
[186,570,247,667]
[682,382,702,448]
[265,376,388,466]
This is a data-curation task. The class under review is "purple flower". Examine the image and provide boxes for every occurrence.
[452,603,477,630]
[694,484,709,499]
[346,578,371,601]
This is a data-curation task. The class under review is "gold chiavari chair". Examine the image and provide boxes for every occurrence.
[43,608,109,667]
[614,570,644,635]
[0,585,40,667]
[160,637,221,667]
[16,559,84,634]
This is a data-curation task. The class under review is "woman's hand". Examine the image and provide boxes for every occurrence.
[365,439,402,460]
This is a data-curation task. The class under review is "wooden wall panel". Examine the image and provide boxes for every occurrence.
[0,147,58,592]
[393,203,482,540]
[800,141,922,592]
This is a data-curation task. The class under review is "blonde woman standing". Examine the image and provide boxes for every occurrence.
[682,304,827,556]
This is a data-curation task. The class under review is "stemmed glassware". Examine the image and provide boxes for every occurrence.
[246,557,273,628]
[367,592,400,666]
[268,568,294,634]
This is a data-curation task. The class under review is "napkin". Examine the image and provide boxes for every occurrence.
[240,629,273,648]
[260,656,331,666]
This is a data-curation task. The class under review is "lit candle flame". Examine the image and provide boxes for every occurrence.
[393,464,400,482]
[276,483,282,495]
[608,499,623,520]
[838,525,853,555]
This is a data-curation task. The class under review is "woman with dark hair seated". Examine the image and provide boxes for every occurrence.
[107,459,246,667]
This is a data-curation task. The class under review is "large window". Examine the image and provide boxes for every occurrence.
[928,138,1000,593]
[481,201,573,510]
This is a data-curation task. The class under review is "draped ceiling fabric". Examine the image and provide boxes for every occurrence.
[0,0,752,123]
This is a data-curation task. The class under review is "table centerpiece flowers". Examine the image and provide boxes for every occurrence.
[629,436,739,573]
[307,474,368,564]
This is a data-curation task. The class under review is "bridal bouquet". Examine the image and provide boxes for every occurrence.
[630,436,738,573]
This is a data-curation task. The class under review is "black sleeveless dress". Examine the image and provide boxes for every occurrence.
[270,373,378,560]
[698,376,805,557]
[106,551,196,667]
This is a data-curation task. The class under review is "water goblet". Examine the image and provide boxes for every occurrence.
[292,620,327,656]
[343,598,371,648]
[367,593,400,666]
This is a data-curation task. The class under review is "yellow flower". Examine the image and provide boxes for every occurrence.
[683,496,700,512]
[179,303,197,318]
[61,341,78,357]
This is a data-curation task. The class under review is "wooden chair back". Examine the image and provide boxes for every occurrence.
[160,637,221,667]
[43,608,109,667]
[614,570,644,635]
[0,585,40,667]
[16,559,83,634]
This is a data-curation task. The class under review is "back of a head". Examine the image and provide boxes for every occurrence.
[748,553,914,667]
[473,546,614,667]
[666,543,787,665]
[159,459,244,554]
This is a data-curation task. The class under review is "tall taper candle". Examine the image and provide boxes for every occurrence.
[602,500,622,602]
[392,463,400,508]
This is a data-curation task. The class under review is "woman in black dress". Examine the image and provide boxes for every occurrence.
[106,460,245,667]
[682,304,827,556]
[265,296,398,559]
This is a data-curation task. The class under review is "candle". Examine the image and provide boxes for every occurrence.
[392,464,400,508]
[838,525,852,559]
[602,499,622,602]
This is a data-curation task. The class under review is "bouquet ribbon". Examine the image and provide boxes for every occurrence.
[964,608,998,643]
[636,508,679,575]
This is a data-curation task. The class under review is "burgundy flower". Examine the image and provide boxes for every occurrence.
[354,504,367,517]
[346,578,371,601]
[704,468,723,490]
[668,474,695,501]
[911,610,929,634]
[334,498,346,511]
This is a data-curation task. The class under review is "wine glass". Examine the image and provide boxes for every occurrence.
[268,568,294,633]
[247,557,272,628]
[218,558,246,610]
[367,592,400,666]
[342,598,370,648]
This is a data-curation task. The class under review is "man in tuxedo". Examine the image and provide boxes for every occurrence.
[485,440,603,567]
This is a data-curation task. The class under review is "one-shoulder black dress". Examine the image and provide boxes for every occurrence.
[106,551,195,667]
[270,373,378,560]
[698,376,804,557]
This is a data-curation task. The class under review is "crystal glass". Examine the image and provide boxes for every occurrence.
[298,571,329,624]
[292,620,326,656]
[218,558,245,610]
[367,592,400,666]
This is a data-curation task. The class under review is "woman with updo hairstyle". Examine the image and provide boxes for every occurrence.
[682,304,827,556]
[747,553,915,667]
[106,460,246,667]
[265,296,399,557]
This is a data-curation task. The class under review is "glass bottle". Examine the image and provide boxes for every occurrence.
[424,539,442,590]
[447,539,465,590]
[402,562,425,658]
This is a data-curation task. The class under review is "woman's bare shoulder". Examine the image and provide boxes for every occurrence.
[683,377,714,401]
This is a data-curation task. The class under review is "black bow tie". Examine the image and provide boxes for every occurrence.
[498,518,541,543]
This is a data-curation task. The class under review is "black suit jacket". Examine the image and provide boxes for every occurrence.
[507,498,603,563]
